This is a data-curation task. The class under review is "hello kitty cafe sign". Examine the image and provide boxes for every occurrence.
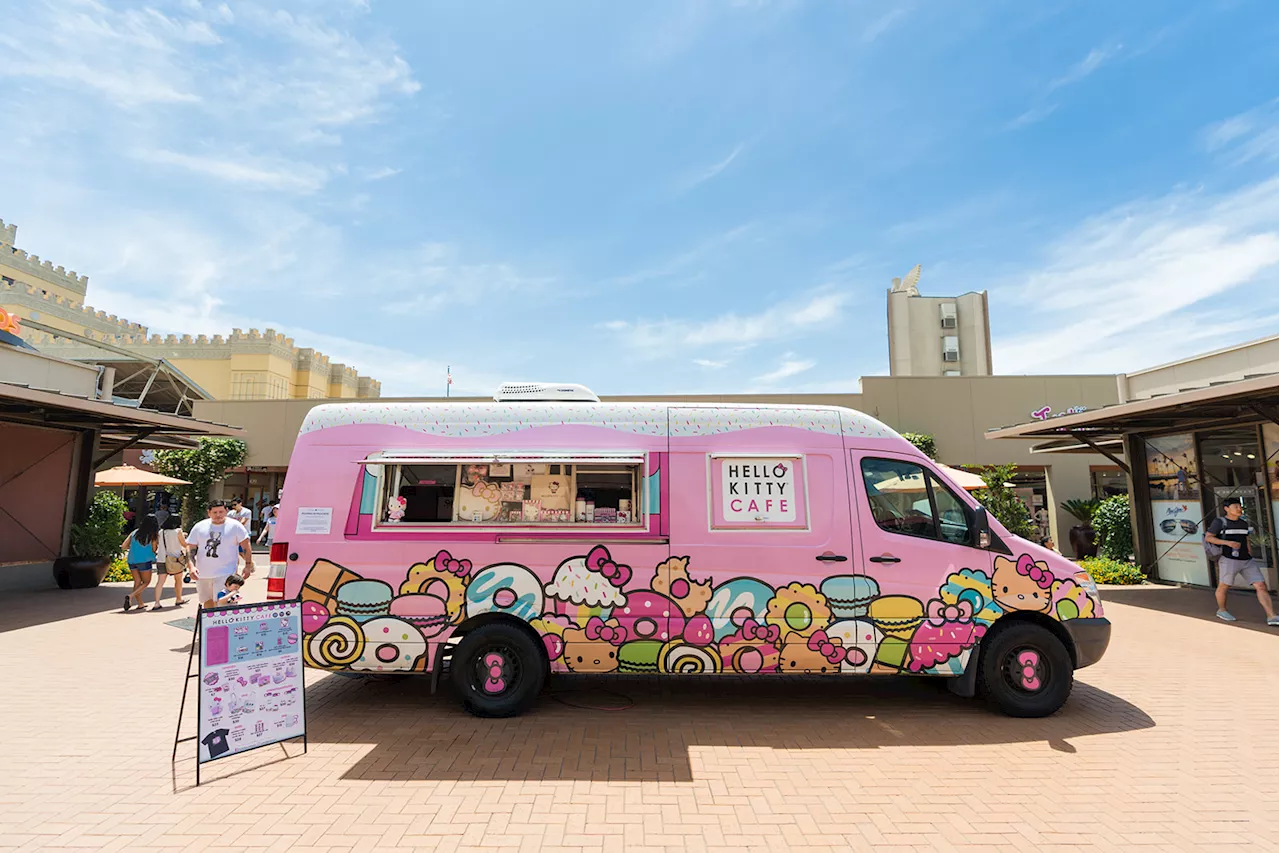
[1031,405,1087,421]
[712,456,807,529]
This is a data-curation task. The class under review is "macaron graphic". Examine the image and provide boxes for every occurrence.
[335,580,394,623]
[616,640,663,674]
[867,595,926,640]
[820,576,880,618]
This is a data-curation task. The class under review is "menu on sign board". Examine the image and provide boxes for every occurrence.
[198,601,305,764]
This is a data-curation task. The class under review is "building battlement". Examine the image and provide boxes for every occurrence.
[0,220,89,294]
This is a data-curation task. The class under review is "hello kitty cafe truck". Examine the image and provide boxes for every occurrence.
[268,383,1110,719]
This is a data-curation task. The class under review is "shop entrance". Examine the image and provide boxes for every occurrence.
[1198,428,1276,590]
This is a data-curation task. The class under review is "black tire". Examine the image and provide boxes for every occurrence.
[450,623,546,718]
[980,622,1073,717]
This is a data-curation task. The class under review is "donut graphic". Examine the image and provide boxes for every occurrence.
[304,616,366,669]
[465,563,544,622]
[351,617,427,673]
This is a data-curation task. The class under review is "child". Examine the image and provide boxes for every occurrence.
[217,574,245,606]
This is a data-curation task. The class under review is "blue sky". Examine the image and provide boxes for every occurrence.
[0,0,1276,396]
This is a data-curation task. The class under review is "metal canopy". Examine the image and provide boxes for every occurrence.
[985,374,1278,460]
[19,318,212,416]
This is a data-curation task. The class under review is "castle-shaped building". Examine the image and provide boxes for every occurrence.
[0,218,380,400]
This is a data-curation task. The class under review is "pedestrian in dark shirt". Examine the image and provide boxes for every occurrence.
[1206,497,1278,625]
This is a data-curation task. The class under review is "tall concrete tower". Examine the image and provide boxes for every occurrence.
[886,265,993,376]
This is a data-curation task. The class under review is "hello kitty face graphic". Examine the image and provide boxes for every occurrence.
[992,555,1053,613]
[547,480,561,494]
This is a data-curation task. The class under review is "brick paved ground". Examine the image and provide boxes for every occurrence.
[0,577,1275,853]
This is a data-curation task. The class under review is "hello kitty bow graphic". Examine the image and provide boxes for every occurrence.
[737,618,781,644]
[1015,554,1054,589]
[471,481,500,502]
[433,549,472,578]
[807,630,868,667]
[584,617,628,645]
[585,545,632,587]
[926,599,975,626]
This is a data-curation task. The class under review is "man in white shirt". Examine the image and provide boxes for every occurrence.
[188,500,255,608]
[229,498,253,537]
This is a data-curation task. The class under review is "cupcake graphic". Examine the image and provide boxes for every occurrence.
[544,545,630,626]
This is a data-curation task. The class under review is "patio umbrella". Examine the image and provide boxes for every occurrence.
[871,464,1011,494]
[94,464,190,487]
[935,464,988,491]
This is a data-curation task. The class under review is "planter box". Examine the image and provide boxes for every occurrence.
[52,556,111,590]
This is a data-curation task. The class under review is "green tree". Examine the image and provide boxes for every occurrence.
[903,432,937,460]
[152,437,247,529]
[969,464,1036,539]
[1091,495,1134,562]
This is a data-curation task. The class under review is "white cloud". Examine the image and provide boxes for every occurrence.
[1200,101,1279,167]
[378,243,557,312]
[677,144,744,193]
[693,358,728,369]
[605,290,849,355]
[133,148,330,193]
[607,224,755,288]
[364,166,402,181]
[1048,44,1122,91]
[993,180,1279,373]
[754,356,815,383]
[1003,104,1058,131]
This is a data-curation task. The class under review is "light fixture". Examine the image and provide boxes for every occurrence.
[1247,454,1256,459]
[1234,451,1242,456]
[1223,454,1231,459]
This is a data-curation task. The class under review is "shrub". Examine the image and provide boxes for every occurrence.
[1079,556,1145,585]
[1061,498,1100,524]
[70,491,127,560]
[970,464,1036,540]
[903,432,937,460]
[1092,495,1134,561]
[103,557,132,583]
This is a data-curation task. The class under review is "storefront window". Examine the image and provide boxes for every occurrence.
[1198,428,1274,575]
[1144,433,1210,586]
[1090,467,1128,500]
[377,459,643,526]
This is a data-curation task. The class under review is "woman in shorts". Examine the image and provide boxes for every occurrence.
[122,513,160,612]
[151,515,190,610]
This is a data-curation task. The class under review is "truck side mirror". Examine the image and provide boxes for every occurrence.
[972,506,991,549]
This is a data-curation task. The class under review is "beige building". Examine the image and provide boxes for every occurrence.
[192,373,1122,547]
[886,265,993,377]
[0,218,380,401]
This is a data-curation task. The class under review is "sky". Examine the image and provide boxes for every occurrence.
[0,0,1276,397]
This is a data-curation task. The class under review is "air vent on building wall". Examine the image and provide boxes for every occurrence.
[941,316,957,329]
[493,382,601,402]
[942,351,960,363]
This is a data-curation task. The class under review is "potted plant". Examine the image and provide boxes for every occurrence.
[1061,498,1100,560]
[54,491,127,589]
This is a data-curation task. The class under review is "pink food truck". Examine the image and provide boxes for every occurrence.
[272,383,1109,718]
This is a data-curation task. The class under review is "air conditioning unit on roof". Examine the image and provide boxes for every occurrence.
[494,382,600,402]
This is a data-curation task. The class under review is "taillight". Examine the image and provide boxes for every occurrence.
[267,542,288,600]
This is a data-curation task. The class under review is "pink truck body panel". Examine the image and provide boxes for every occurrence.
[276,402,1103,678]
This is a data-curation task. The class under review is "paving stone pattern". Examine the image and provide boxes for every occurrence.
[0,577,1275,853]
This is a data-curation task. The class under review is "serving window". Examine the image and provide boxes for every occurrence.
[375,457,644,527]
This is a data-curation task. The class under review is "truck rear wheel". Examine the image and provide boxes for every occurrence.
[980,622,1073,718]
[450,623,545,718]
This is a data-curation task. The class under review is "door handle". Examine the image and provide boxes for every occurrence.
[815,553,848,563]
[868,555,901,564]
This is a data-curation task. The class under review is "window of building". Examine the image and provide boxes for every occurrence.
[944,369,961,377]
[860,458,971,544]
[942,335,960,362]
[231,372,290,400]
[376,457,644,526]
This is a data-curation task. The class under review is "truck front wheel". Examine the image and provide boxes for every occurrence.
[980,622,1073,718]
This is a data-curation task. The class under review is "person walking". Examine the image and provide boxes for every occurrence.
[256,504,278,549]
[1207,497,1279,625]
[122,513,160,612]
[151,515,189,610]
[187,501,255,610]
[229,498,253,539]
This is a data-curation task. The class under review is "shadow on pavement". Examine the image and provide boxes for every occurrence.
[306,672,1155,783]
[1104,585,1279,634]
[0,582,157,634]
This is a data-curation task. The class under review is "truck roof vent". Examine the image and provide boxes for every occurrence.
[494,382,600,403]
